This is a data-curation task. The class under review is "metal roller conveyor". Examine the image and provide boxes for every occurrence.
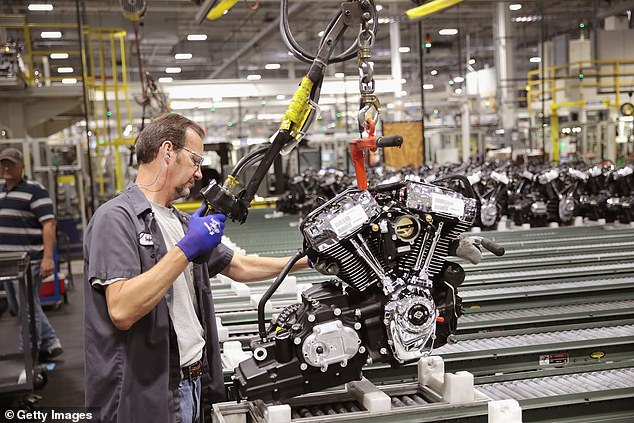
[465,262,634,284]
[479,367,634,400]
[213,356,634,422]
[485,231,634,247]
[434,322,634,355]
[459,299,634,330]
[478,240,634,258]
[461,250,634,272]
[461,275,634,301]
[490,227,634,241]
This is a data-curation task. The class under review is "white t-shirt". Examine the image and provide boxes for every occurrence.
[150,201,205,367]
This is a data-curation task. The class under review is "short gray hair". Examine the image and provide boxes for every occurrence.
[134,113,205,164]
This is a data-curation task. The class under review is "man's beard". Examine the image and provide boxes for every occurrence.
[175,182,191,199]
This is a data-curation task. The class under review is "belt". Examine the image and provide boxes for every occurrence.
[181,360,203,381]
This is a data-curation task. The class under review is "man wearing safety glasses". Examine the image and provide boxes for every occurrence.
[83,113,309,423]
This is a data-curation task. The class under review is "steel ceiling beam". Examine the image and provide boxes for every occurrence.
[207,2,302,79]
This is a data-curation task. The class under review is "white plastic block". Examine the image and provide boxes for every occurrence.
[521,223,531,230]
[418,356,445,392]
[231,281,251,297]
[250,294,273,312]
[574,216,584,226]
[216,317,229,342]
[598,218,607,225]
[347,377,392,413]
[266,404,291,423]
[222,341,251,369]
[471,226,482,233]
[419,357,475,403]
[488,399,523,423]
[496,218,508,231]
[218,274,234,285]
[549,222,559,228]
[276,275,297,295]
[442,371,474,403]
[224,414,247,423]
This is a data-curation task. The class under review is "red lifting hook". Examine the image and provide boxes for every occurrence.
[350,119,403,190]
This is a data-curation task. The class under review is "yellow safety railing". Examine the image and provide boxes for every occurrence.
[0,15,134,194]
[527,58,634,164]
[527,58,634,108]
[83,27,135,194]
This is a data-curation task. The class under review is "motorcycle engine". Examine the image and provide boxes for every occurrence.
[233,181,477,402]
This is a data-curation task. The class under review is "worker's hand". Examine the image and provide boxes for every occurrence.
[177,204,226,261]
[449,234,483,265]
[40,257,55,278]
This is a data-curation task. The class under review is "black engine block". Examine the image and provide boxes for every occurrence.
[233,181,476,402]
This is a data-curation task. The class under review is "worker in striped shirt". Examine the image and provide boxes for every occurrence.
[0,147,63,361]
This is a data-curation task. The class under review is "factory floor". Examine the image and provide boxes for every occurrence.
[0,260,85,407]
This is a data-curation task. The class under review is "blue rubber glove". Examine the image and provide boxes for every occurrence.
[176,204,227,262]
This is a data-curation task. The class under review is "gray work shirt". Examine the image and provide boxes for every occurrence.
[83,183,233,423]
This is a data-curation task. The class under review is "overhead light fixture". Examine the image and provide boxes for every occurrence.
[28,3,53,11]
[423,84,434,90]
[513,15,542,22]
[387,103,395,109]
[400,90,408,96]
[287,51,294,56]
[187,34,207,41]
[509,3,522,11]
[378,17,392,24]
[334,72,345,78]
[276,94,286,100]
[454,88,463,94]
[318,31,325,37]
[41,31,62,39]
[430,69,438,76]
[375,4,383,11]
[158,77,173,83]
[165,67,182,74]
[265,63,281,70]
[61,78,77,84]
[50,53,69,59]
[57,67,74,73]
[174,53,192,60]
[398,46,411,53]
[246,74,261,80]
[213,96,223,102]
[453,76,465,83]
[400,78,407,84]
[438,28,458,36]
[529,56,541,63]
[468,58,476,65]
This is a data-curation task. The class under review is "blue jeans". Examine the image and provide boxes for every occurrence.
[177,374,202,423]
[4,262,58,352]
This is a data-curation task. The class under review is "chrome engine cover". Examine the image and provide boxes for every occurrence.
[480,200,499,227]
[384,293,437,363]
[301,320,361,369]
